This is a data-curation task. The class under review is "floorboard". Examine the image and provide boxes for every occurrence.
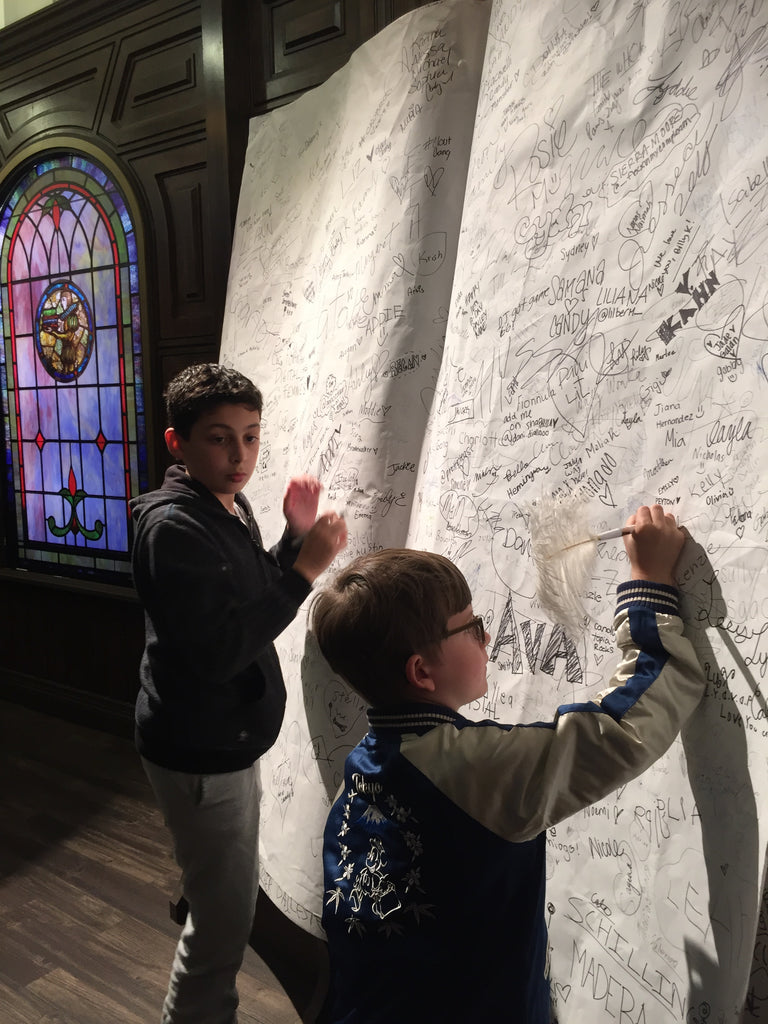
[0,699,302,1024]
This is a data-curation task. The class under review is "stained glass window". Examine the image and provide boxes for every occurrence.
[0,153,147,583]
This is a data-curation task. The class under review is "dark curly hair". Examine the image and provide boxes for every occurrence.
[165,364,263,438]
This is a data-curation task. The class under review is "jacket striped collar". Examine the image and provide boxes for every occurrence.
[366,702,461,733]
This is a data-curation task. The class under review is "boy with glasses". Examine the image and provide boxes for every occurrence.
[310,504,704,1023]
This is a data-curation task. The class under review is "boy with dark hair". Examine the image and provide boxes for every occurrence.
[131,363,347,1024]
[311,504,704,1023]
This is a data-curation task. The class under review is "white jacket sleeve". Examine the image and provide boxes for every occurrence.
[401,581,705,842]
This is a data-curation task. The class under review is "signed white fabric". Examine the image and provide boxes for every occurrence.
[219,1,768,1019]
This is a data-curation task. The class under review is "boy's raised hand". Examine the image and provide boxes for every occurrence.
[283,475,323,537]
[292,512,348,583]
[623,504,686,587]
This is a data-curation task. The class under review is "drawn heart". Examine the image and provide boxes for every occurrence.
[736,525,745,539]
[565,297,578,315]
[424,166,444,194]
[554,982,571,1003]
[389,174,408,200]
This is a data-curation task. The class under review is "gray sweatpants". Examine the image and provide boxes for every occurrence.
[142,758,262,1024]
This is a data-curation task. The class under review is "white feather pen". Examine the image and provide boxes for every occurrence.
[528,494,633,637]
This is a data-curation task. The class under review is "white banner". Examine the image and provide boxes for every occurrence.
[220,1,768,1018]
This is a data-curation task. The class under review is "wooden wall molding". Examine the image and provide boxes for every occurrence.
[0,669,134,737]
[0,50,111,152]
[105,21,204,147]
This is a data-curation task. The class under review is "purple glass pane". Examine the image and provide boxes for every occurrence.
[38,386,58,436]
[69,219,92,273]
[92,218,114,268]
[12,280,33,336]
[15,336,37,388]
[16,218,37,276]
[22,441,42,491]
[19,387,40,438]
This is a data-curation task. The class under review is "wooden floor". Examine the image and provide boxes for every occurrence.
[0,699,303,1024]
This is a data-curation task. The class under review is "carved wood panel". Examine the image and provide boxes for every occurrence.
[256,0,428,109]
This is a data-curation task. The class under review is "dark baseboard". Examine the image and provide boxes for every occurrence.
[0,670,134,738]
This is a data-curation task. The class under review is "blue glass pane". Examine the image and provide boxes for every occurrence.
[57,385,79,439]
[103,441,126,497]
[77,196,99,240]
[106,497,128,550]
[43,491,67,543]
[81,442,103,495]
[77,385,100,437]
[41,441,63,492]
[100,385,122,438]
[82,496,107,548]
[76,354,98,387]
[96,327,118,379]
[26,490,45,540]
[125,229,137,262]
[94,268,116,324]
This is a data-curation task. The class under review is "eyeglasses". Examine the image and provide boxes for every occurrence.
[443,615,486,645]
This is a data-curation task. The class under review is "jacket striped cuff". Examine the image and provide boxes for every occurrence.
[615,580,679,616]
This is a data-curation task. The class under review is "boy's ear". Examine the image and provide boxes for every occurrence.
[404,652,436,695]
[165,427,184,460]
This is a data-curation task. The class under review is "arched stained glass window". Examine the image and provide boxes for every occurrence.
[0,152,148,582]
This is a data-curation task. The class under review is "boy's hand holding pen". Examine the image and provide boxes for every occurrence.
[623,503,686,587]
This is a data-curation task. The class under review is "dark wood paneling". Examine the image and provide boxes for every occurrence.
[103,17,204,148]
[128,141,215,339]
[255,0,428,111]
[258,0,376,109]
[0,46,113,155]
[0,573,144,729]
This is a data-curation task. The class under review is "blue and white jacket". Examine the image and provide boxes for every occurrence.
[321,581,705,1023]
